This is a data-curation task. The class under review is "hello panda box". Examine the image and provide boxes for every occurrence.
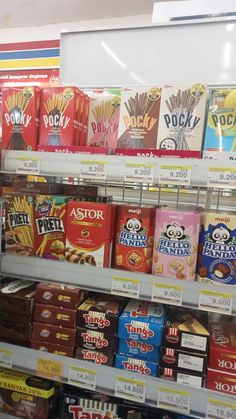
[152,206,201,280]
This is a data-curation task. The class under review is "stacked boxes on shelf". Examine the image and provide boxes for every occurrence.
[76,292,127,365]
[115,300,166,376]
[158,307,209,388]
[31,283,86,357]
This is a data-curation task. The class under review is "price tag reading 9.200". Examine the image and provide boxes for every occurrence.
[80,160,107,180]
[208,167,236,188]
[16,157,40,174]
[124,163,154,183]
[159,165,192,186]
[157,387,190,414]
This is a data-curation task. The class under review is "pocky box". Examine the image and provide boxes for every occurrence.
[118,86,161,148]
[118,300,165,346]
[209,323,236,374]
[39,86,78,146]
[88,89,121,148]
[157,84,207,152]
[204,88,236,154]
[66,201,114,267]
[5,193,34,256]
[197,211,236,285]
[113,205,155,273]
[152,206,201,280]
[118,339,159,362]
[2,86,40,151]
[80,94,90,146]
[114,354,158,376]
[34,195,67,260]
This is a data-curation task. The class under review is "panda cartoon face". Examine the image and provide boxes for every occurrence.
[211,226,231,244]
[164,223,186,241]
[125,218,143,233]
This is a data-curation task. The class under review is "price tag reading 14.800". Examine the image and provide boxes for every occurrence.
[115,377,146,403]
[68,366,96,391]
[159,165,192,186]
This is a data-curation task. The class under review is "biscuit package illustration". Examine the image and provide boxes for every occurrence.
[204,88,236,155]
[113,205,155,273]
[157,84,207,152]
[118,86,161,148]
[152,206,201,280]
[197,211,236,285]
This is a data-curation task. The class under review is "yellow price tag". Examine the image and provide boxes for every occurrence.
[36,358,63,381]
[199,290,233,315]
[160,165,192,186]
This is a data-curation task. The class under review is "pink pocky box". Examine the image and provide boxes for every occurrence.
[152,206,201,280]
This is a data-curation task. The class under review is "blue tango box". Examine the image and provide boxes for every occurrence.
[118,300,165,346]
[118,338,159,362]
[114,354,158,376]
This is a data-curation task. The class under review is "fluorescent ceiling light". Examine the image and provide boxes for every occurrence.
[100,41,126,69]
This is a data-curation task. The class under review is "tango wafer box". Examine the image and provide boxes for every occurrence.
[2,86,40,151]
[34,195,67,260]
[157,84,207,152]
[5,193,34,256]
[118,300,165,346]
[118,338,159,362]
[66,201,114,267]
[113,205,155,273]
[39,86,79,146]
[114,354,158,376]
[152,206,201,280]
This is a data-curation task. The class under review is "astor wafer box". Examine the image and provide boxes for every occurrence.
[34,303,77,328]
[209,323,236,374]
[118,338,159,362]
[35,283,85,309]
[77,293,127,335]
[118,300,165,346]
[2,86,40,151]
[115,354,158,376]
[160,346,207,373]
[77,327,117,355]
[158,366,205,388]
[207,368,236,395]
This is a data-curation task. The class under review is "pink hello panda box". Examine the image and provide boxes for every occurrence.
[152,207,201,281]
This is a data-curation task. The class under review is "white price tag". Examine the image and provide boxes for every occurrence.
[80,160,107,180]
[152,283,183,306]
[0,349,12,368]
[115,377,146,403]
[160,165,192,186]
[199,290,233,315]
[207,399,236,419]
[68,366,96,391]
[16,157,40,174]
[157,387,190,414]
[112,276,140,299]
[124,163,154,183]
[208,167,236,188]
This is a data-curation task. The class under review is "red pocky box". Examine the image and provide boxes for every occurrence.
[34,194,67,260]
[65,201,114,267]
[39,86,78,146]
[2,86,40,151]
[80,94,90,146]
[75,90,85,146]
[207,368,236,395]
[209,323,236,374]
[113,205,155,273]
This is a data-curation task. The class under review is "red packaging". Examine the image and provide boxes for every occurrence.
[32,322,76,347]
[31,340,74,357]
[75,91,85,146]
[34,303,77,328]
[2,86,40,151]
[80,94,90,146]
[65,201,113,267]
[39,86,78,146]
[207,368,236,395]
[209,323,236,374]
[75,348,114,366]
[37,145,109,154]
[34,194,67,260]
[114,148,202,159]
[113,205,155,272]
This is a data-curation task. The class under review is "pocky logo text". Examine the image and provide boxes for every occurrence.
[119,217,147,247]
[158,223,191,256]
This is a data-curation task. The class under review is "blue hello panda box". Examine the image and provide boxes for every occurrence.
[114,354,158,376]
[118,300,165,346]
[118,338,159,362]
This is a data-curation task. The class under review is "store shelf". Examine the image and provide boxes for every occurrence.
[0,341,235,418]
[1,253,236,315]
[2,150,236,188]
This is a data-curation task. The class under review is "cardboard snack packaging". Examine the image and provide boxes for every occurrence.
[2,86,40,151]
[114,354,158,376]
[32,322,76,347]
[75,348,114,366]
[34,303,77,328]
[118,86,161,149]
[118,338,159,362]
[209,323,236,374]
[31,340,74,357]
[207,368,236,395]
[158,366,205,388]
[0,278,36,314]
[159,346,207,373]
[77,327,117,355]
[35,283,85,309]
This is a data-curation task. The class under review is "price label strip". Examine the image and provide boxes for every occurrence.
[36,358,63,381]
[159,165,192,186]
[80,160,108,180]
[207,398,236,419]
[157,387,190,415]
[68,366,96,391]
[152,283,183,306]
[0,348,13,368]
[124,163,154,183]
[208,167,236,188]
[16,156,40,174]
[112,276,140,299]
[115,377,146,403]
[199,290,233,315]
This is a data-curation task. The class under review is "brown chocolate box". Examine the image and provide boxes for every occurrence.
[77,292,127,335]
[63,184,100,197]
[0,278,36,314]
[0,322,32,343]
[13,180,63,194]
[77,327,117,355]
[0,309,33,325]
[31,340,74,358]
[35,283,86,309]
[75,347,114,366]
[160,346,207,373]
[34,303,77,328]
[32,322,76,347]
